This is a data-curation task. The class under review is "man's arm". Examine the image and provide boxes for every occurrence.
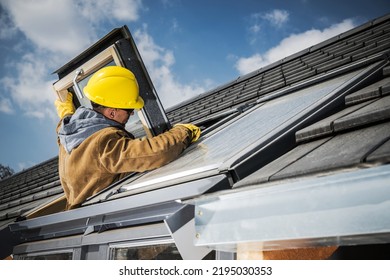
[97,125,198,173]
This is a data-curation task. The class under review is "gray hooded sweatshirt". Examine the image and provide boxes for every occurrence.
[58,107,128,153]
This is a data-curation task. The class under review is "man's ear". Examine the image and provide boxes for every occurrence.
[109,109,115,119]
[102,108,116,120]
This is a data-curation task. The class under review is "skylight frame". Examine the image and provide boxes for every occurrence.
[117,61,386,195]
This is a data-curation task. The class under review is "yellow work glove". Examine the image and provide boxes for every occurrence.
[174,123,201,143]
[55,92,75,119]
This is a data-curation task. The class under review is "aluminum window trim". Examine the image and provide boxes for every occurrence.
[109,237,175,250]
[13,239,78,256]
[190,164,390,251]
[14,249,74,260]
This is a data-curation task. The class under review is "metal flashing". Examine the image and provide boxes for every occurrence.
[12,222,171,257]
[191,165,390,252]
[118,164,223,195]
[9,174,229,242]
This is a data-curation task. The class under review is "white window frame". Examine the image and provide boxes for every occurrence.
[52,45,153,138]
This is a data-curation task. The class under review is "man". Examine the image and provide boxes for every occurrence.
[55,66,200,210]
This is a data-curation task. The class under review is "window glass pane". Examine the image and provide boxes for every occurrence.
[111,243,182,260]
[75,61,116,109]
[111,243,216,260]
[17,252,72,260]
[125,112,146,138]
[175,69,364,167]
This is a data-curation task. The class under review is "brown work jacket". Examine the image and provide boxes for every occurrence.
[58,125,191,209]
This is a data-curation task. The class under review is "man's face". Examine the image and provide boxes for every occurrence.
[114,108,134,125]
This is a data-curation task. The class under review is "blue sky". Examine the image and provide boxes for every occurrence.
[0,0,389,172]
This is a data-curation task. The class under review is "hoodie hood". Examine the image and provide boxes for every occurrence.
[58,107,123,153]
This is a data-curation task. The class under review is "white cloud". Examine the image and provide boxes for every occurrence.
[263,9,289,27]
[235,54,265,75]
[0,97,14,114]
[1,0,142,55]
[170,18,181,33]
[18,161,36,172]
[236,19,356,75]
[0,0,144,119]
[1,53,57,119]
[134,26,208,109]
[1,0,94,55]
[250,24,261,34]
[248,9,289,45]
[78,0,142,23]
[0,0,206,117]
[0,8,17,39]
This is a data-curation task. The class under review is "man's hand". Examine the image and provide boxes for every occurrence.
[174,123,201,143]
[55,92,75,119]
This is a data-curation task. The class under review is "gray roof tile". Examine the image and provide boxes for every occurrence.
[334,95,390,132]
[271,122,390,181]
[382,80,390,95]
[366,138,390,162]
[345,81,383,106]
[295,100,375,143]
[235,137,332,185]
[384,66,390,76]
[0,157,60,224]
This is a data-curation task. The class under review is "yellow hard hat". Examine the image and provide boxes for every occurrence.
[83,66,144,109]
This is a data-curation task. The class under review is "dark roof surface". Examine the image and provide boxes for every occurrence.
[1,14,390,253]
[234,65,390,188]
[0,157,61,230]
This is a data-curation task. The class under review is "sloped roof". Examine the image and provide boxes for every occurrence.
[0,157,61,231]
[0,157,61,256]
[1,13,390,258]
[190,64,390,252]
[233,66,390,185]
